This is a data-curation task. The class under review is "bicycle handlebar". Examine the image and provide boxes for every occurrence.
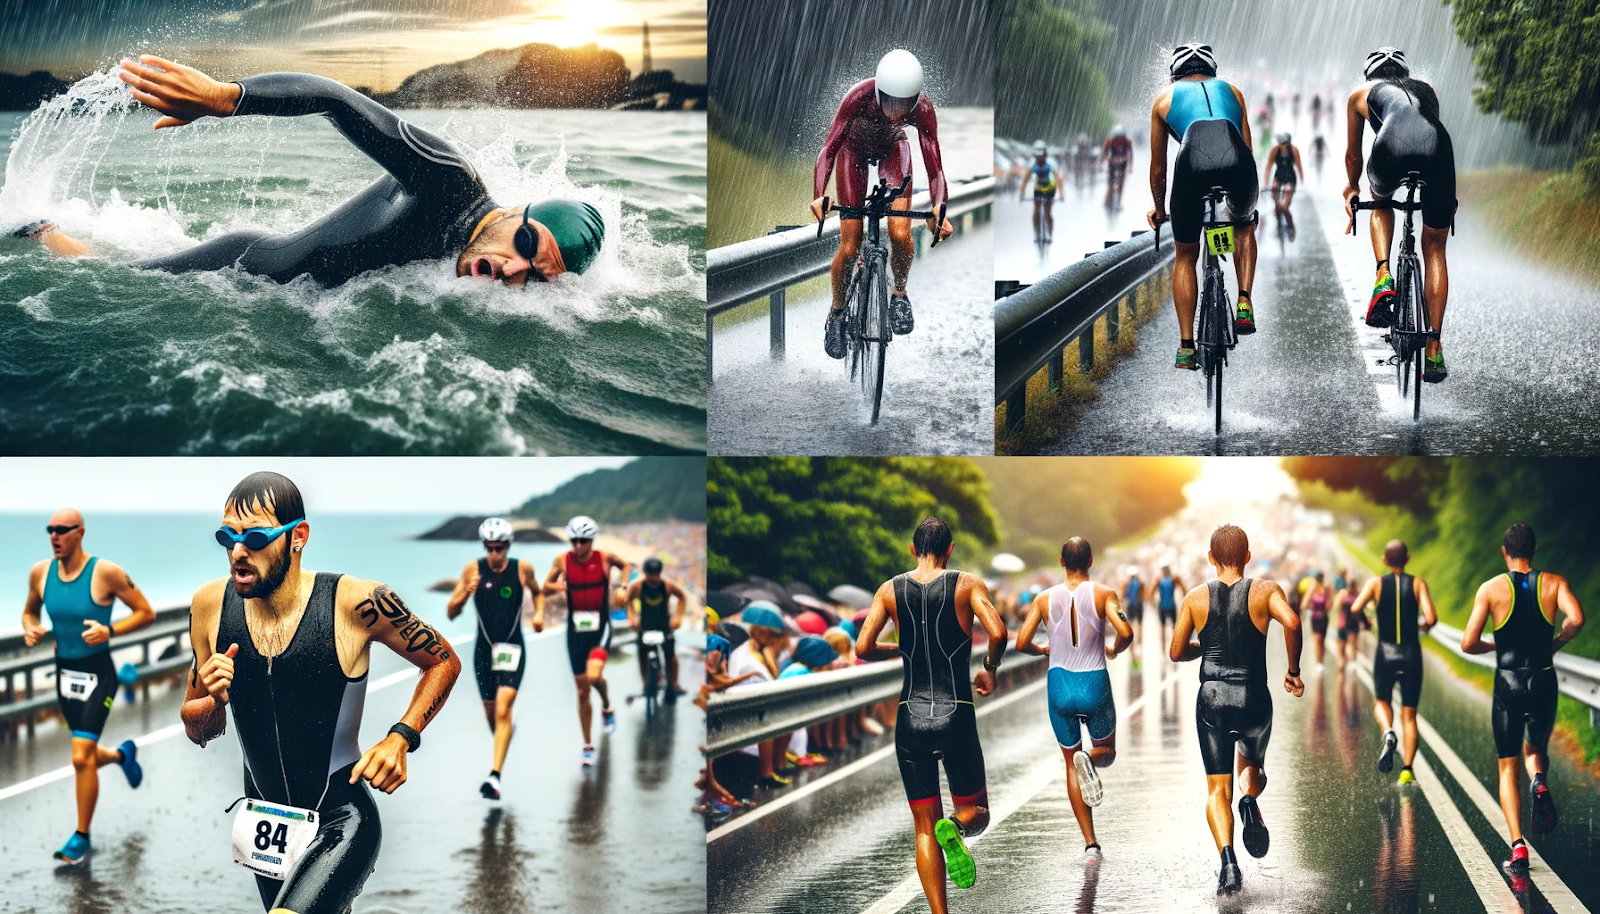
[1347,195,1423,236]
[814,175,949,248]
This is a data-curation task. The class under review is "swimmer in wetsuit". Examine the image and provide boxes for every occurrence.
[1460,523,1585,872]
[1348,539,1437,784]
[1170,524,1303,896]
[17,55,605,286]
[20,509,156,864]
[182,472,461,914]
[855,517,1008,914]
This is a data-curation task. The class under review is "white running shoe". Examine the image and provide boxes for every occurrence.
[1073,750,1104,807]
[582,745,596,768]
[480,773,502,801]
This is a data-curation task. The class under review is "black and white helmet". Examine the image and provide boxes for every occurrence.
[1170,43,1217,79]
[1364,47,1409,80]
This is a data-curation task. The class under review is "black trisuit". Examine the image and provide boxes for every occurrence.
[1373,572,1424,708]
[893,570,987,807]
[1491,571,1559,759]
[136,73,498,285]
[219,573,380,914]
[1365,79,1456,230]
[1196,578,1273,776]
[471,558,527,703]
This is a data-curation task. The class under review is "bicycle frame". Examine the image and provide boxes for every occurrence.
[1196,187,1251,435]
[1350,172,1438,420]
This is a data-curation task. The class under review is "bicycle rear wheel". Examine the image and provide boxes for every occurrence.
[1214,354,1224,435]
[869,259,889,424]
[1395,254,1423,415]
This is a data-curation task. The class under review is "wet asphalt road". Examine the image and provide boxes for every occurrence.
[0,627,706,914]
[1036,169,1600,455]
[707,221,994,456]
[995,178,1152,286]
[707,525,1600,912]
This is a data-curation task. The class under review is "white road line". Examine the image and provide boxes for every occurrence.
[706,672,1054,843]
[857,667,1187,914]
[0,663,425,805]
[1310,185,1413,412]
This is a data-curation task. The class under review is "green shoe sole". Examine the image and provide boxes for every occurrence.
[935,818,976,889]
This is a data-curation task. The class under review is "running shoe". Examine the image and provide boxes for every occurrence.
[935,817,976,889]
[1505,841,1530,873]
[890,293,915,335]
[1073,751,1104,807]
[1397,767,1416,785]
[53,831,90,865]
[1530,778,1559,834]
[1234,297,1257,335]
[1377,729,1399,773]
[1083,843,1102,862]
[1217,849,1243,896]
[824,307,848,359]
[1366,275,1396,328]
[1174,347,1198,371]
[1238,794,1270,858]
[581,745,596,768]
[480,772,502,801]
[117,739,142,789]
[602,709,616,734]
[1422,352,1448,384]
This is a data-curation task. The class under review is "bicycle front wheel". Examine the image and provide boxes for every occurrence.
[1213,354,1224,434]
[869,260,890,424]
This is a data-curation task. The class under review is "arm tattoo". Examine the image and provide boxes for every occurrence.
[421,690,447,725]
[190,660,198,688]
[357,585,452,661]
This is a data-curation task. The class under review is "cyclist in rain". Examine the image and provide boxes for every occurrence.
[1020,141,1063,242]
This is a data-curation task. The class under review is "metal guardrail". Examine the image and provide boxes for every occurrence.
[705,176,994,378]
[1427,622,1600,727]
[704,649,1044,758]
[1,604,194,735]
[994,228,1175,435]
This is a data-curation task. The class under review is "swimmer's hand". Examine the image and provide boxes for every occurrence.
[118,55,243,130]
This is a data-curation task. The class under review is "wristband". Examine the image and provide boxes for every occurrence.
[983,656,1001,674]
[1287,668,1301,678]
[389,722,420,753]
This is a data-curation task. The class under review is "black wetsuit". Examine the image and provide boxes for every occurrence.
[136,73,498,285]
[1365,79,1456,230]
[1196,578,1272,776]
[1491,571,1559,758]
[471,558,526,703]
[218,573,380,914]
[1374,572,1424,708]
[893,570,986,806]
[1272,145,1297,186]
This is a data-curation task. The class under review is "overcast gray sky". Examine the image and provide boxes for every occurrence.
[0,457,635,513]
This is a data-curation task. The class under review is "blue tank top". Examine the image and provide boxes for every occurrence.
[43,557,113,660]
[1032,161,1057,190]
[1158,575,1177,608]
[1167,78,1245,142]
[1124,576,1142,603]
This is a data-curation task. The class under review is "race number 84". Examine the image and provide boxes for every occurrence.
[256,820,289,853]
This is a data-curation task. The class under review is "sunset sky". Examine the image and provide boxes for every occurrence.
[0,0,705,92]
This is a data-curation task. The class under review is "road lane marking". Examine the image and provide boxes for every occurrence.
[856,666,1186,914]
[1352,664,1528,913]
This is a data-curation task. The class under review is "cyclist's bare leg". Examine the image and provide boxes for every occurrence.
[1044,198,1055,237]
[887,195,913,296]
[1368,207,1395,282]
[1232,224,1257,300]
[1032,197,1041,234]
[830,220,863,317]
[1421,225,1449,358]
[1173,241,1200,341]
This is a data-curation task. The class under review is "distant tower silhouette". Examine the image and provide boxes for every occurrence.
[642,21,653,74]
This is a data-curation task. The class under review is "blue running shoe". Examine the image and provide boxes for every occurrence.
[603,709,616,734]
[582,745,596,768]
[54,831,90,864]
[118,740,142,789]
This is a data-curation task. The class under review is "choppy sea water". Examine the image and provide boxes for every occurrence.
[0,72,706,455]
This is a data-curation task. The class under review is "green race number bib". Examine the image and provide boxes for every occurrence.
[1205,225,1236,256]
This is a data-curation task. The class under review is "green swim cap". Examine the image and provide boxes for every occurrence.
[525,198,604,275]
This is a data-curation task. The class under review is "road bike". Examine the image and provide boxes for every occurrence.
[1189,187,1257,434]
[817,176,945,424]
[634,629,668,715]
[1350,171,1439,421]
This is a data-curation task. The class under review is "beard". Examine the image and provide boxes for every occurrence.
[235,542,293,600]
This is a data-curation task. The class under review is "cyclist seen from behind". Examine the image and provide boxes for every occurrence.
[1020,141,1063,242]
[813,49,955,359]
[1265,133,1303,234]
[1103,125,1134,209]
[1461,523,1585,873]
[1148,43,1260,372]
[1343,47,1456,382]
[624,557,691,698]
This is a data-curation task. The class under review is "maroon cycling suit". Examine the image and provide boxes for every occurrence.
[814,78,947,216]
[1102,135,1133,170]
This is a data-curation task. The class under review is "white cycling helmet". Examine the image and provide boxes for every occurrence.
[875,49,924,101]
[478,517,513,542]
[566,515,599,540]
[1364,47,1409,80]
[1170,42,1218,79]
[1111,124,1126,137]
[1033,140,1048,156]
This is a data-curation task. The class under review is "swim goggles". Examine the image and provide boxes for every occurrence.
[215,519,303,550]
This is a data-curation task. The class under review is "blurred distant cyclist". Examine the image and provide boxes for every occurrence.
[1312,135,1328,176]
[1265,133,1303,235]
[1020,141,1062,242]
[541,515,630,767]
[1147,43,1260,371]
[1342,47,1457,382]
[21,509,155,864]
[14,56,605,286]
[812,49,955,359]
[1461,524,1585,873]
[1072,134,1094,189]
[1102,125,1134,208]
[445,517,544,802]
[624,557,691,697]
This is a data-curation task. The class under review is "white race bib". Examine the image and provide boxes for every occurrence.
[571,611,601,632]
[57,669,97,701]
[231,798,318,880]
[640,630,666,646]
[490,642,522,671]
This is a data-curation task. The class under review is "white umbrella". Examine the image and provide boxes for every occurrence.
[827,584,874,610]
[990,553,1027,574]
